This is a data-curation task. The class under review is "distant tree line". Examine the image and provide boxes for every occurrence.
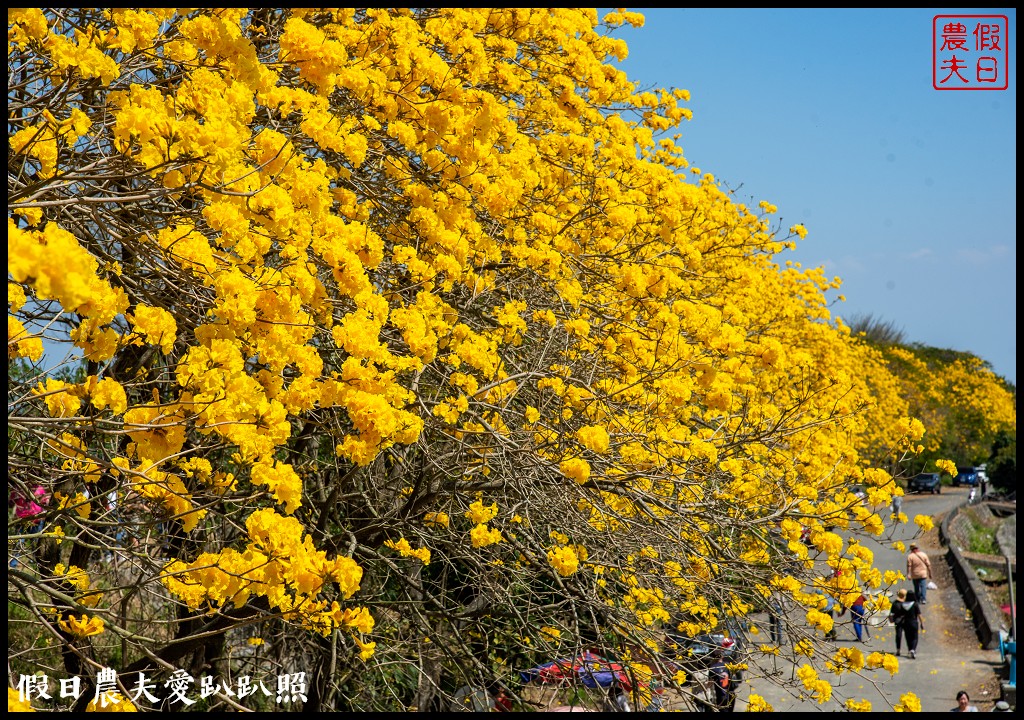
[847,313,1015,487]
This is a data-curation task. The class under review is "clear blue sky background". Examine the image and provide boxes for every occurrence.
[607,8,1016,384]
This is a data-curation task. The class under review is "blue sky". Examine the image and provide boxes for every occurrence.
[608,8,1016,384]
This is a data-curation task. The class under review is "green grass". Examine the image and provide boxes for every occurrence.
[966,522,998,555]
[7,600,65,680]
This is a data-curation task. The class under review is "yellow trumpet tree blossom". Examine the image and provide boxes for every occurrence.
[7,8,1013,712]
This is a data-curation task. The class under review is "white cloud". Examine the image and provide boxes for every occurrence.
[955,244,1012,265]
[824,255,866,273]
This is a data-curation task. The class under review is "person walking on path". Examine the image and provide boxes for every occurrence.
[768,597,785,645]
[907,543,933,604]
[891,491,904,519]
[951,689,979,711]
[889,588,924,658]
[849,592,868,643]
[811,585,841,641]
[708,649,737,712]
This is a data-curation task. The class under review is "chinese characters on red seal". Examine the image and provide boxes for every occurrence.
[933,15,1009,90]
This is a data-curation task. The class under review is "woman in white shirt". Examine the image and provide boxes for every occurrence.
[951,690,979,712]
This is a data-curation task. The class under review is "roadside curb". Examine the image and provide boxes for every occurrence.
[938,501,1006,650]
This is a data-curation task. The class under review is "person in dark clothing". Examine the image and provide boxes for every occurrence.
[708,656,735,711]
[888,589,924,658]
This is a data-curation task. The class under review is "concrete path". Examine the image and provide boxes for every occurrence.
[731,486,1005,712]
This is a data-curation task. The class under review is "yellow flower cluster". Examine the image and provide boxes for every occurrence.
[423,512,450,528]
[806,609,834,635]
[250,459,304,515]
[465,500,498,524]
[795,663,832,704]
[470,524,504,548]
[52,563,80,584]
[622,585,670,626]
[794,639,815,657]
[9,107,92,181]
[559,457,591,484]
[384,537,431,565]
[130,304,177,355]
[826,646,866,674]
[112,458,205,532]
[33,379,81,418]
[539,626,562,641]
[162,508,369,639]
[353,636,376,661]
[54,492,91,520]
[82,376,128,415]
[86,693,138,712]
[175,340,293,463]
[894,691,922,712]
[576,425,611,454]
[59,613,105,638]
[9,221,128,325]
[7,8,48,46]
[8,312,43,361]
[883,570,905,586]
[865,651,899,675]
[8,686,35,712]
[746,694,773,712]
[547,545,580,577]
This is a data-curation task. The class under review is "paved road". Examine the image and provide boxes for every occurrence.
[731,486,1003,712]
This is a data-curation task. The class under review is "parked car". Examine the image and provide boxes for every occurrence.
[953,469,980,487]
[908,472,942,494]
[665,628,745,711]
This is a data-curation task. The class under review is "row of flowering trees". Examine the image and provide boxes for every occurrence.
[8,8,1015,711]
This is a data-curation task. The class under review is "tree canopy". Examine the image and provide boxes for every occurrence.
[8,8,1015,712]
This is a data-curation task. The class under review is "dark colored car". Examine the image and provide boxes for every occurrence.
[953,470,979,487]
[665,630,744,711]
[666,617,746,671]
[908,472,942,494]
